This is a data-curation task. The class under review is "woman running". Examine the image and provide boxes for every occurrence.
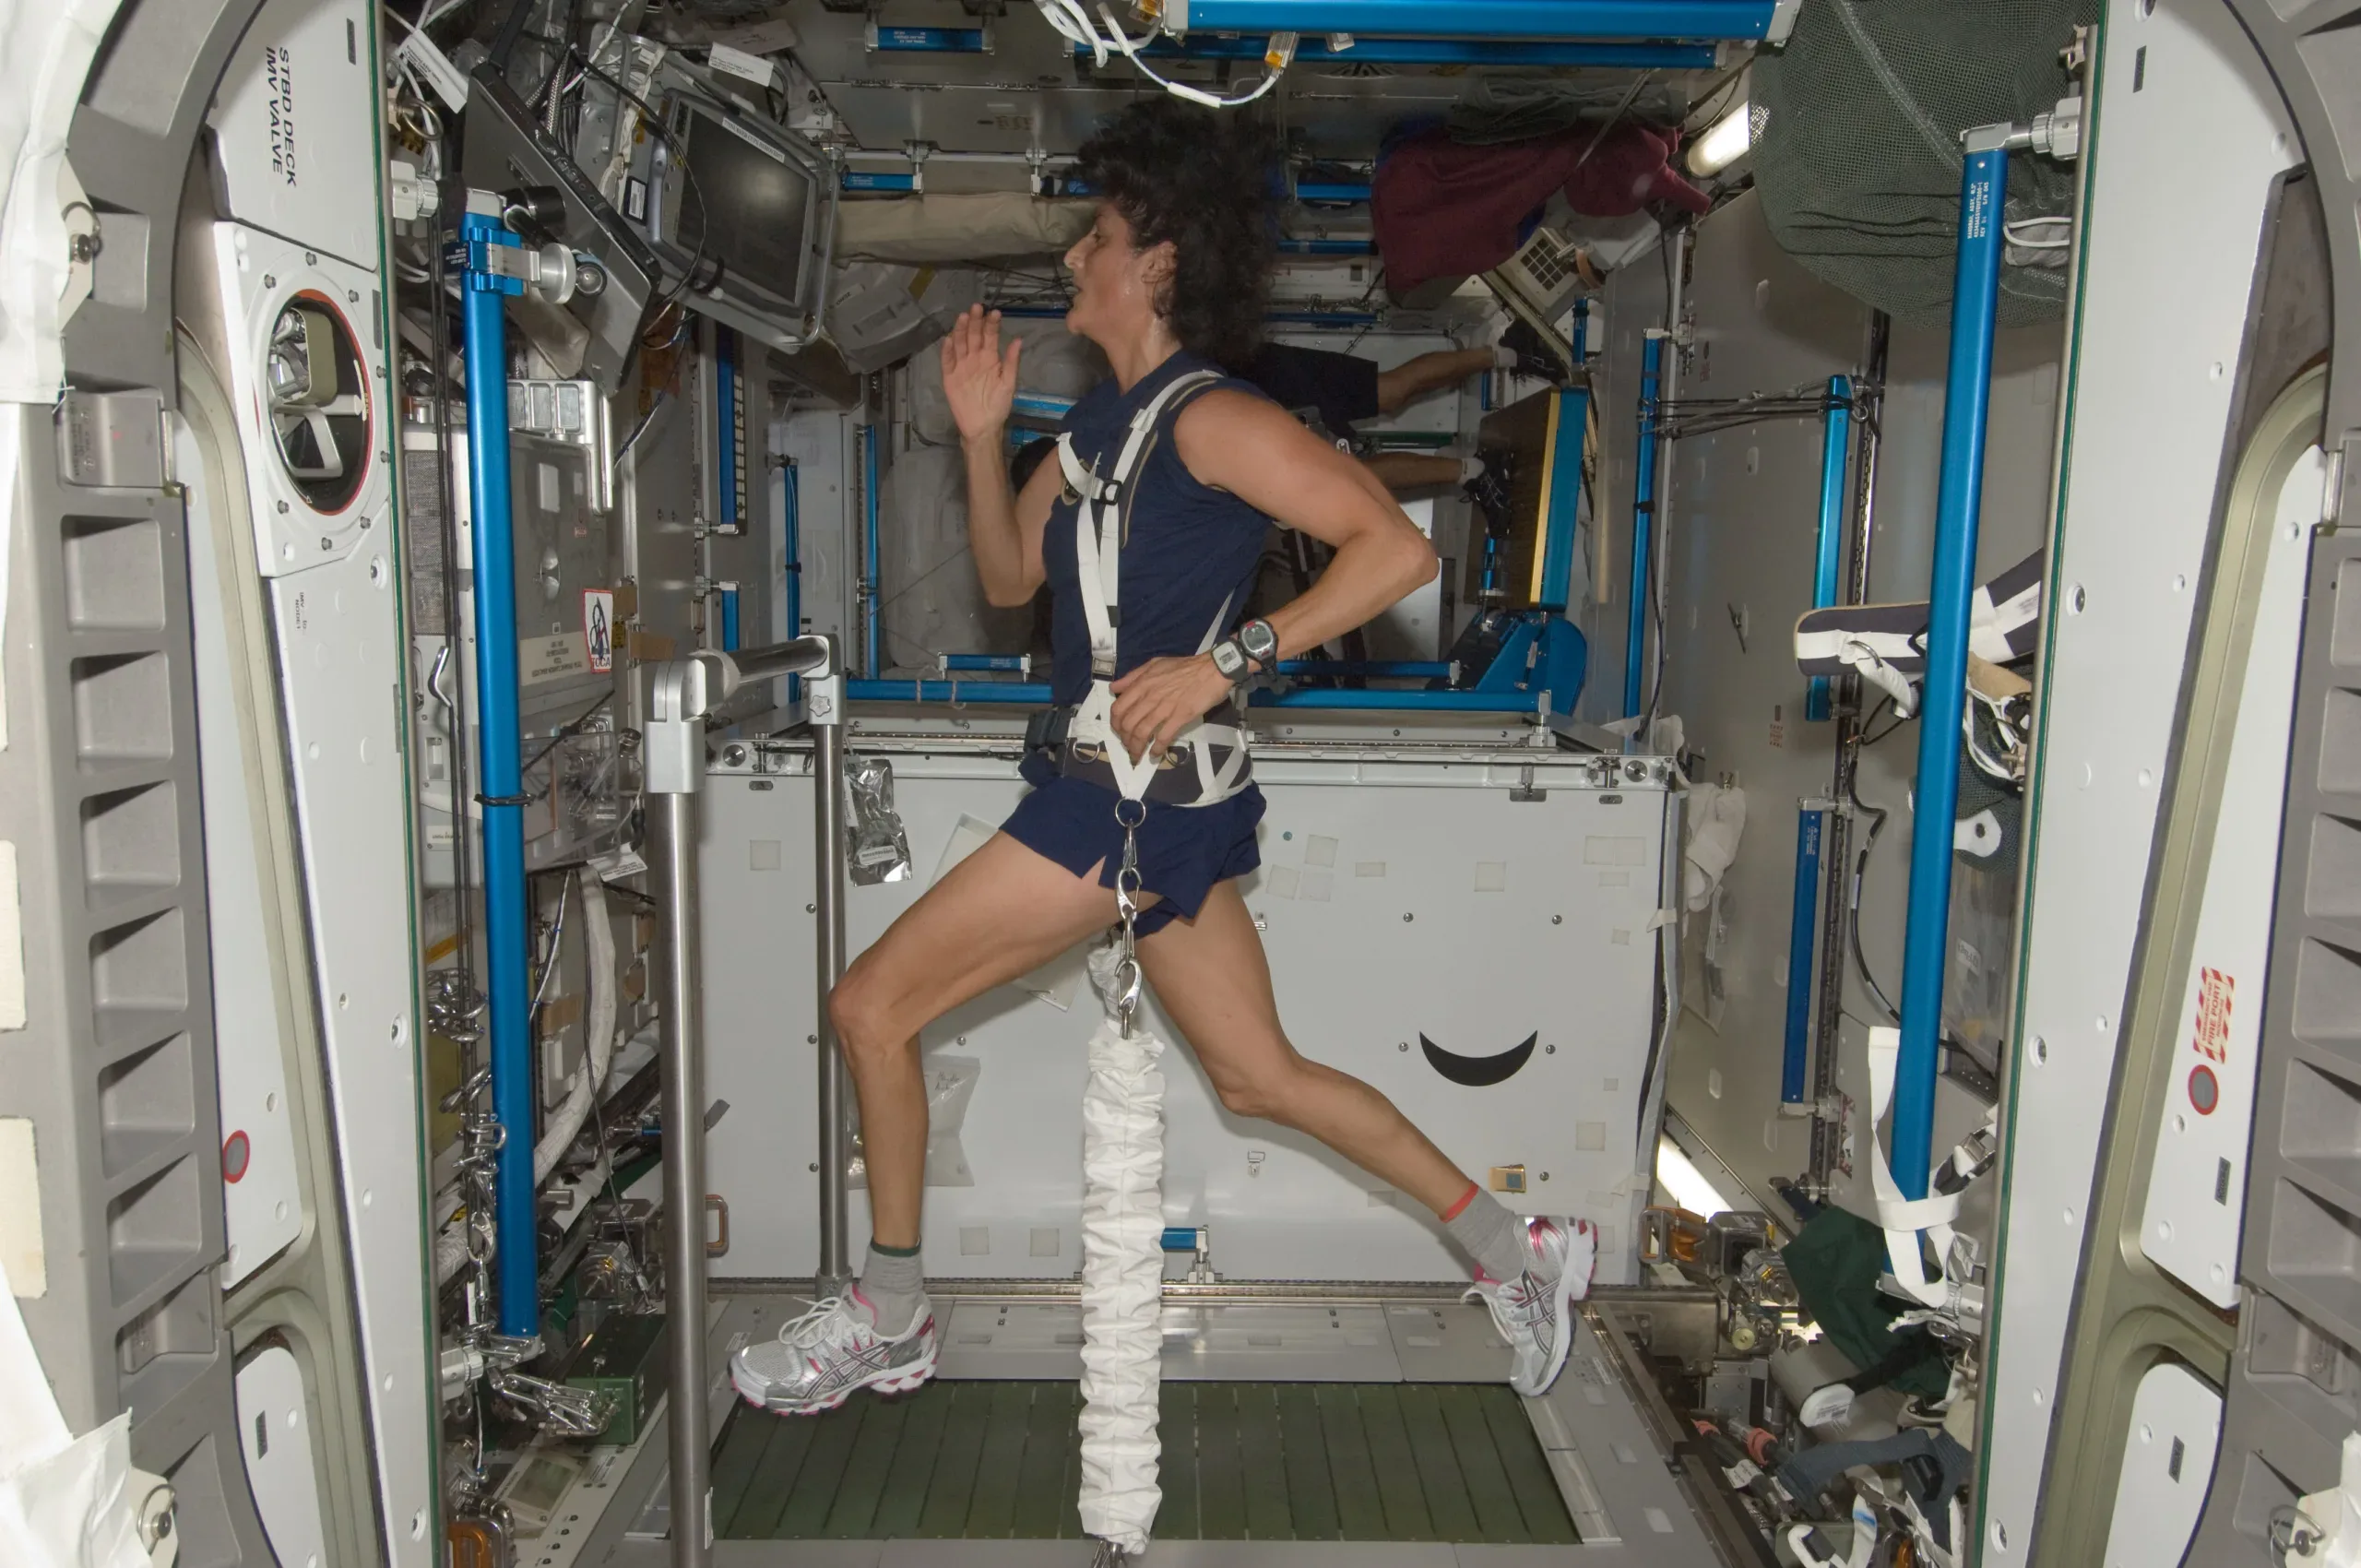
[732,98,1594,1418]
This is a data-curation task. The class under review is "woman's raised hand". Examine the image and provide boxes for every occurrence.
[941,304,1022,445]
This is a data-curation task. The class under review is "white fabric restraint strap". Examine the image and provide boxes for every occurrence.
[1865,1028,1998,1311]
[1062,369,1224,683]
[1837,639,1918,718]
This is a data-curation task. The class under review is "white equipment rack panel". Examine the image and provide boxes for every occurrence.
[699,733,1673,1286]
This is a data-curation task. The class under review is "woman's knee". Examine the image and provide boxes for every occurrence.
[1208,1053,1306,1123]
[827,967,904,1067]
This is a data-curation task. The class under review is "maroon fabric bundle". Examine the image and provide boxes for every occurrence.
[1371,124,1711,292]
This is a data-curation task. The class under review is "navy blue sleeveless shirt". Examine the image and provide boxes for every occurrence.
[999,350,1275,931]
[1040,351,1274,703]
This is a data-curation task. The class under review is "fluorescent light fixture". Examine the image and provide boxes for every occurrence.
[1689,98,1752,177]
[1656,1135,1735,1217]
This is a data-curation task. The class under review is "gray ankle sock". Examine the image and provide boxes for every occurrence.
[1446,1189,1528,1283]
[858,1243,927,1336]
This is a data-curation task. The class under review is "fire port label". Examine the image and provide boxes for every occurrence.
[2192,967,2234,1064]
[583,589,615,674]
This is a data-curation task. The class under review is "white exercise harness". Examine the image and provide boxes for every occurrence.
[1051,366,1255,1035]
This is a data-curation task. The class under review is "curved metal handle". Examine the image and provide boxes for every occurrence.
[706,1194,730,1257]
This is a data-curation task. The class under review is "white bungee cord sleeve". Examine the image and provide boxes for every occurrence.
[1076,942,1167,1557]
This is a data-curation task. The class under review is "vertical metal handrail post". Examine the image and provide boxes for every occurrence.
[805,648,852,1292]
[644,636,835,1566]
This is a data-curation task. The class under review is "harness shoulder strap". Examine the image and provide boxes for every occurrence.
[1073,369,1229,682]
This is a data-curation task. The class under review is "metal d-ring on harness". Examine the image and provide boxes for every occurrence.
[1110,796,1148,1037]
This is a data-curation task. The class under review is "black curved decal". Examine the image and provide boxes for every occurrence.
[1419,1031,1537,1088]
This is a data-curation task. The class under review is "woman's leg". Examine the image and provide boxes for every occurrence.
[1134,878,1469,1216]
[831,834,1135,1248]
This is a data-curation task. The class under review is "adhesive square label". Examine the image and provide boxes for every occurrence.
[582,589,616,674]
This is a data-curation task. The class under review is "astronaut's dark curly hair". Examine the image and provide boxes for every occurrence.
[1072,98,1279,369]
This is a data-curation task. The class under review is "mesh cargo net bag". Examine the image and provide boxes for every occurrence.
[1750,0,2097,328]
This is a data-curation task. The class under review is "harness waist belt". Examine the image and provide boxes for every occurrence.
[1029,700,1252,806]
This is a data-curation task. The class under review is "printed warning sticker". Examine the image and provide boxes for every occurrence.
[2192,966,2235,1063]
[583,589,616,674]
[521,634,590,686]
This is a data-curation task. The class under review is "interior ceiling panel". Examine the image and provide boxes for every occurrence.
[790,3,1714,160]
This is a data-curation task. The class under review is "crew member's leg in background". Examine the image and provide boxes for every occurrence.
[1375,348,1500,416]
[1364,451,1497,495]
[1374,329,1570,416]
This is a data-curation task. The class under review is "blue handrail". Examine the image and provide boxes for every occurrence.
[1892,132,2011,1200]
[1167,0,1783,41]
[1623,334,1663,719]
[1781,808,1824,1105]
[458,200,538,1337]
[1807,375,1852,721]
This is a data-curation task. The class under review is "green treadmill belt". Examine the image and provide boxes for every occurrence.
[712,1381,1578,1543]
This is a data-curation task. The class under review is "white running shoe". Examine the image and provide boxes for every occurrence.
[730,1288,938,1416]
[1465,1217,1597,1396]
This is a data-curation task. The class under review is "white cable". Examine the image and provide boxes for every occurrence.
[1029,0,1285,108]
[1075,943,1167,1556]
[533,876,620,1184]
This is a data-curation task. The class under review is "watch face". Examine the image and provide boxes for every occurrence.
[1241,622,1277,661]
[1212,642,1245,678]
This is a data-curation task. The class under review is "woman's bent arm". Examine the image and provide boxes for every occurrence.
[941,306,1057,606]
[1172,389,1437,660]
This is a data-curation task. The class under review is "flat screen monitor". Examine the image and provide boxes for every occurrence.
[611,58,835,354]
[672,105,815,308]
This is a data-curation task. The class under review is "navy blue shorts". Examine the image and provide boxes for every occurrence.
[1001,754,1265,937]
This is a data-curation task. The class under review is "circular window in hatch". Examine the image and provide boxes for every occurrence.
[265,291,372,516]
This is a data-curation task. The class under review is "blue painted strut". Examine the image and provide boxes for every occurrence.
[1011,392,1076,422]
[1536,388,1589,611]
[1168,0,1781,40]
[1781,808,1824,1105]
[715,326,742,534]
[459,199,538,1337]
[1087,34,1715,67]
[1893,134,2011,1200]
[718,583,741,652]
[870,23,990,51]
[1623,334,1664,719]
[1807,375,1852,722]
